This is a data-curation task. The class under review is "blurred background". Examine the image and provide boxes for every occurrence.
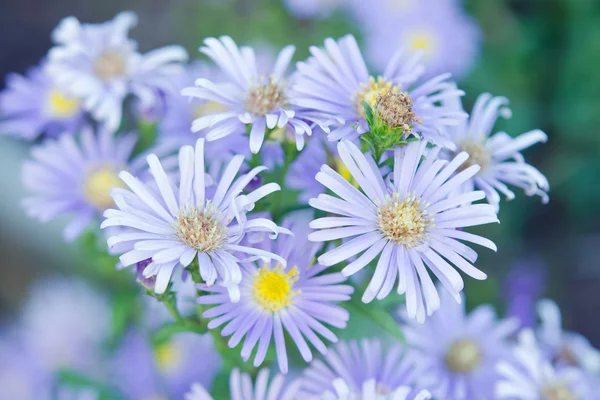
[1,0,599,347]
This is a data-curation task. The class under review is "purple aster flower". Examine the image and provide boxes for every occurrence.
[502,257,546,329]
[283,0,343,20]
[401,287,519,399]
[496,329,596,399]
[308,140,498,320]
[102,138,287,297]
[0,61,85,140]
[443,92,549,209]
[185,368,303,400]
[47,11,188,131]
[322,378,432,400]
[181,36,329,154]
[299,338,419,397]
[197,211,353,373]
[291,34,467,148]
[22,127,148,241]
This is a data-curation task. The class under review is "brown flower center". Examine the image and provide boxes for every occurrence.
[377,193,432,248]
[445,339,482,374]
[245,79,287,115]
[457,139,492,172]
[175,204,227,252]
[375,91,421,134]
[94,51,127,81]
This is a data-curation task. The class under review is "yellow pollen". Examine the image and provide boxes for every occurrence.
[245,78,287,115]
[377,193,432,248]
[48,89,80,118]
[192,101,228,120]
[354,76,398,118]
[94,51,127,81]
[252,264,300,312]
[458,139,492,173]
[445,339,482,374]
[83,165,125,209]
[541,384,576,400]
[155,342,183,373]
[175,204,227,252]
[405,29,437,56]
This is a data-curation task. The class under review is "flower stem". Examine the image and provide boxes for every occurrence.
[348,297,405,342]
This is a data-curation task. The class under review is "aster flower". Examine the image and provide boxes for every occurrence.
[0,61,85,140]
[185,368,302,400]
[197,211,353,373]
[502,257,546,329]
[102,137,286,296]
[22,127,147,241]
[181,36,330,154]
[496,329,596,399]
[299,338,419,397]
[444,92,549,209]
[308,140,498,320]
[322,378,431,400]
[401,287,519,399]
[291,34,467,148]
[47,11,188,131]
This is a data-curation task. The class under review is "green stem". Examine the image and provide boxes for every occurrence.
[163,294,184,323]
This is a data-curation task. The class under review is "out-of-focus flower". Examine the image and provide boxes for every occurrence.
[185,368,303,400]
[291,34,466,148]
[443,92,549,209]
[496,329,595,399]
[22,127,147,241]
[308,140,498,320]
[402,287,518,399]
[102,138,287,296]
[197,212,353,373]
[353,0,482,80]
[0,61,85,140]
[299,338,418,397]
[322,378,432,400]
[283,0,343,20]
[502,257,546,329]
[182,36,330,154]
[47,11,188,131]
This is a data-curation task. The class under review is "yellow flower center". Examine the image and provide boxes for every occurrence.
[541,385,576,400]
[83,165,125,209]
[175,203,227,252]
[445,339,482,374]
[245,78,287,115]
[354,76,398,118]
[48,89,80,119]
[155,342,183,374]
[192,101,228,120]
[252,264,300,312]
[405,28,438,57]
[94,51,127,81]
[377,193,432,248]
[458,139,492,173]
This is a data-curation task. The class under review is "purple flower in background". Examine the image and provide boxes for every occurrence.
[0,61,85,140]
[443,92,549,209]
[402,287,518,399]
[283,0,343,20]
[291,34,467,148]
[102,138,287,296]
[502,257,546,329]
[22,127,146,241]
[197,211,353,373]
[186,368,303,400]
[182,36,329,154]
[353,0,482,80]
[322,379,432,400]
[47,11,188,131]
[299,338,419,397]
[308,140,498,320]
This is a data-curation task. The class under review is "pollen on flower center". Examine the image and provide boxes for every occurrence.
[445,339,482,374]
[83,165,125,209]
[48,89,80,118]
[375,91,421,134]
[245,78,287,115]
[192,101,228,120]
[541,384,576,400]
[377,193,431,248]
[458,139,492,172]
[94,50,127,81]
[252,264,300,312]
[155,341,183,374]
[175,204,227,252]
[354,76,398,118]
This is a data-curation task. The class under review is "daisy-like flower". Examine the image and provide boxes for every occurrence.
[322,378,431,400]
[291,34,467,148]
[401,287,519,399]
[299,338,419,397]
[444,92,549,209]
[47,11,188,131]
[182,36,329,154]
[102,138,286,296]
[0,61,85,140]
[197,211,353,373]
[496,329,596,400]
[185,368,302,400]
[22,127,147,241]
[308,140,498,320]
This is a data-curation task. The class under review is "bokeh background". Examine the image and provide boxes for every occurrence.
[1,0,599,347]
